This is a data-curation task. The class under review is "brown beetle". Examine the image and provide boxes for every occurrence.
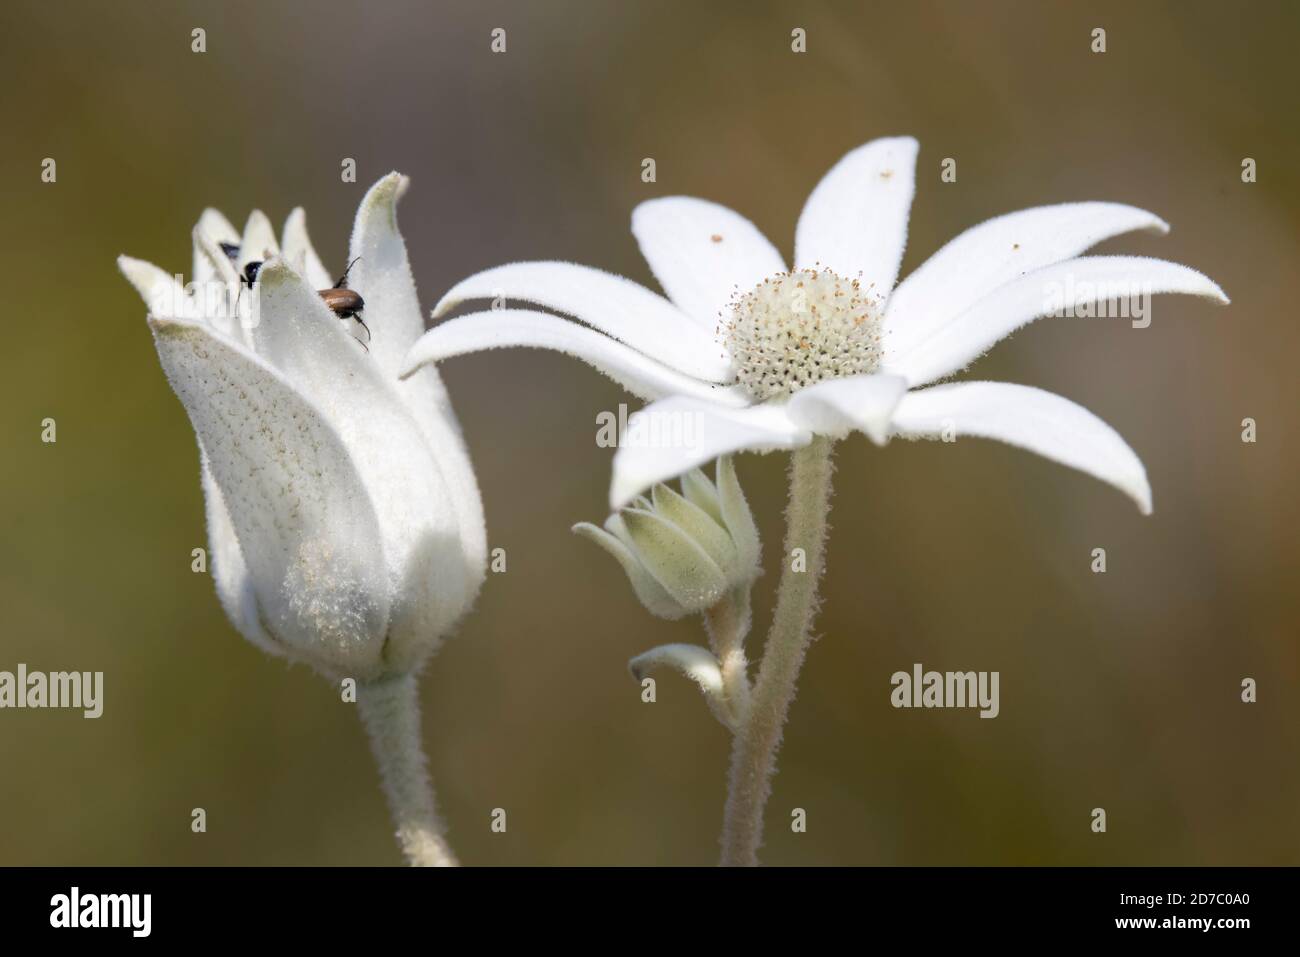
[318,257,370,345]
[237,256,370,350]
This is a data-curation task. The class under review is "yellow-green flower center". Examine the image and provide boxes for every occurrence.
[721,268,884,401]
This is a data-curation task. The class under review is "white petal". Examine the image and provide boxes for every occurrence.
[887,256,1228,386]
[611,398,810,508]
[253,261,481,664]
[118,255,188,318]
[890,381,1153,513]
[190,227,251,346]
[785,373,909,444]
[348,173,489,594]
[193,208,239,286]
[403,309,751,406]
[239,210,279,271]
[432,261,732,382]
[631,197,786,327]
[149,316,391,673]
[348,173,425,371]
[794,136,918,298]
[884,202,1170,357]
[282,207,333,290]
[198,445,280,659]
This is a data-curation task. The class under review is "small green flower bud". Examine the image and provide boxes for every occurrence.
[574,456,760,618]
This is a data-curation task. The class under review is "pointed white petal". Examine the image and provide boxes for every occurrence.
[785,373,909,444]
[573,521,687,619]
[890,381,1153,513]
[794,136,918,298]
[282,207,333,290]
[611,398,810,508]
[193,225,240,286]
[198,208,240,243]
[348,173,488,593]
[149,316,391,673]
[403,309,751,406]
[249,258,372,381]
[348,172,425,370]
[254,261,482,665]
[240,209,279,270]
[884,202,1171,356]
[193,208,240,287]
[432,261,732,382]
[631,197,786,328]
[887,256,1229,386]
[118,255,189,318]
[190,227,250,345]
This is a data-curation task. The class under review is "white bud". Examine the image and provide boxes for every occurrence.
[574,456,760,618]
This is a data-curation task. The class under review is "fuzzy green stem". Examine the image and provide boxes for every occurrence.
[719,436,835,866]
[356,674,458,867]
[704,587,754,727]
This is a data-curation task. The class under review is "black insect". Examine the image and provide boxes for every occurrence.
[238,256,370,350]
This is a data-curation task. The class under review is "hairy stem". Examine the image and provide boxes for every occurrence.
[356,674,458,867]
[720,436,835,866]
[704,587,754,727]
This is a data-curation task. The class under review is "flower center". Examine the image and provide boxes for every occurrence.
[721,268,884,402]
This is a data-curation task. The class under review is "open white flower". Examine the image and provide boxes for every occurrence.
[403,136,1228,513]
[119,173,487,682]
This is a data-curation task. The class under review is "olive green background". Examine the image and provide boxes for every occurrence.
[1,0,1296,865]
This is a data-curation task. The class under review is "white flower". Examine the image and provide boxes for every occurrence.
[120,174,487,681]
[402,136,1228,513]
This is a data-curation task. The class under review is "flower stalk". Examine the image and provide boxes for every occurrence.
[356,674,458,867]
[720,436,835,866]
[703,587,753,727]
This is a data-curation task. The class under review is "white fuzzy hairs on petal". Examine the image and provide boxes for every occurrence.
[883,201,1171,357]
[149,316,392,677]
[631,197,787,329]
[610,399,811,509]
[431,261,733,383]
[890,381,1154,514]
[887,256,1229,386]
[794,136,919,298]
[404,309,751,406]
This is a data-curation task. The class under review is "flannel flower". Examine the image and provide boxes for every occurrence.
[119,174,487,681]
[403,136,1227,513]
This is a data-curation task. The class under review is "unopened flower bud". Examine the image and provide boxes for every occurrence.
[574,456,759,619]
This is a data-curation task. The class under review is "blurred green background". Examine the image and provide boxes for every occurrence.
[1,0,1296,865]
